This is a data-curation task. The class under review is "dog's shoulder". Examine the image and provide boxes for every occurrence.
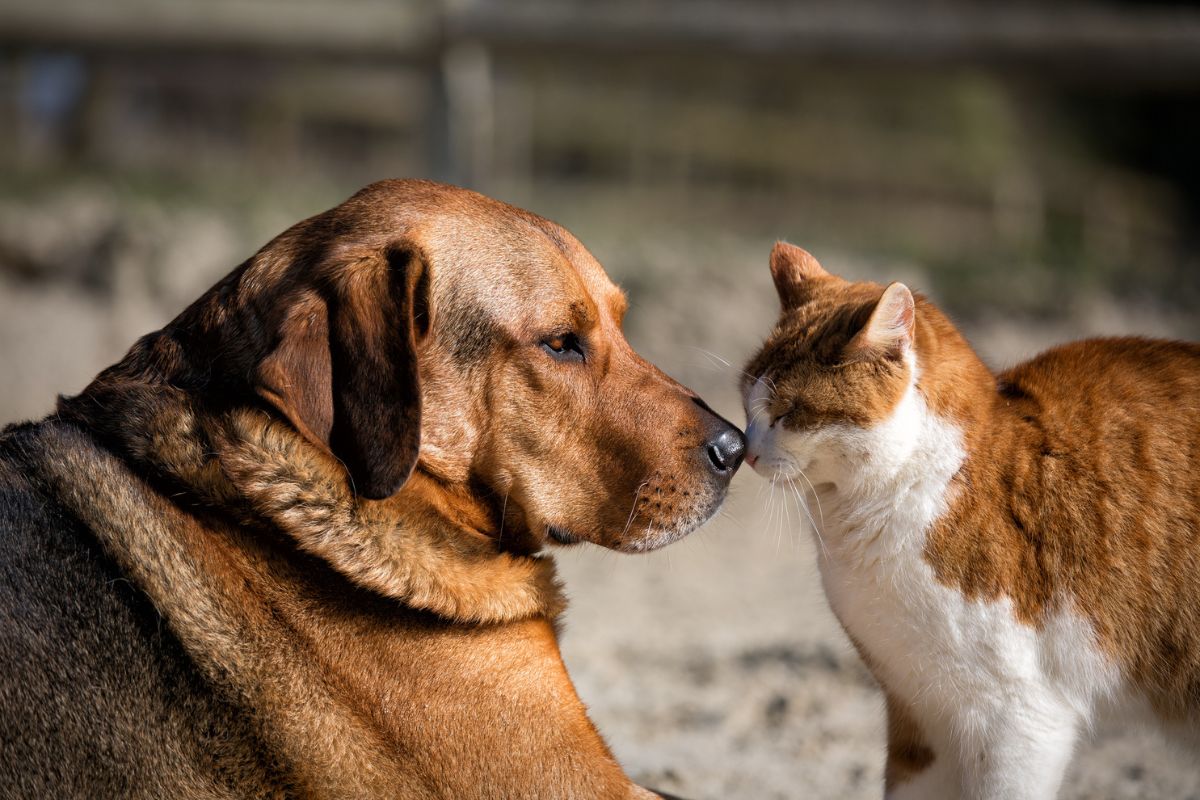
[0,420,282,799]
[0,421,109,616]
[0,421,145,616]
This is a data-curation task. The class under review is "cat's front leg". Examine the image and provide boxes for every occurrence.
[956,699,1080,800]
[882,691,960,800]
[886,760,961,800]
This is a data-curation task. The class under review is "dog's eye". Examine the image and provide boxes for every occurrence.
[542,333,585,363]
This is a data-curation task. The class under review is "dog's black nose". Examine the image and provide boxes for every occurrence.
[706,426,746,474]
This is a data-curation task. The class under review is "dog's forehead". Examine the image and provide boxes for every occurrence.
[424,209,625,330]
[537,227,626,320]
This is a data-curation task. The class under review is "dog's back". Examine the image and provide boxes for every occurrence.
[0,420,281,800]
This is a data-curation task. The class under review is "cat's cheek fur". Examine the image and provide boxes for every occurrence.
[743,376,776,473]
[822,375,1124,798]
[744,374,833,481]
[754,356,923,488]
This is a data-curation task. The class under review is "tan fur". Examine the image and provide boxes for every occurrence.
[91,381,560,624]
[28,424,630,798]
[846,632,938,792]
[925,337,1200,719]
[883,691,936,790]
[216,410,565,623]
[30,180,736,798]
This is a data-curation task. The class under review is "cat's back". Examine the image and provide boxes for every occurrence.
[990,336,1200,531]
[996,336,1200,444]
[980,337,1200,716]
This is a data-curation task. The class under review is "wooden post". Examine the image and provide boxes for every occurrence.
[442,38,494,189]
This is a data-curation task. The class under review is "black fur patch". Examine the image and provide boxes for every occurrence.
[0,421,284,798]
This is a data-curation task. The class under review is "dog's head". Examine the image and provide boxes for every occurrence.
[174,180,742,553]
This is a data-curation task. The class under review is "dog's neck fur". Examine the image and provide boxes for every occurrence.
[36,346,664,799]
[24,417,641,798]
[57,352,564,626]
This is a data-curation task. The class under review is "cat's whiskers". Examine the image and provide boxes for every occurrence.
[779,474,794,553]
[748,400,771,428]
[768,474,785,554]
[692,351,755,391]
[794,467,826,530]
[691,346,733,370]
[766,474,778,551]
[690,347,774,393]
[780,477,802,540]
[786,478,827,559]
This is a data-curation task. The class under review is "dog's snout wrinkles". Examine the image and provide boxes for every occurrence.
[706,426,746,474]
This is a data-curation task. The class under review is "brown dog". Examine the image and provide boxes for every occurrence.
[0,180,742,799]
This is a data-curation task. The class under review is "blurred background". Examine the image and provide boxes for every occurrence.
[2,1,1199,797]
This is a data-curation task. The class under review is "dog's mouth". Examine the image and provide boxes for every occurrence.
[546,525,582,546]
[540,479,727,552]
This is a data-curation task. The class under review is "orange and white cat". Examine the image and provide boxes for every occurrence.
[741,242,1200,799]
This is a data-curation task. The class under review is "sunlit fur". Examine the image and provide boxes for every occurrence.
[741,242,1200,799]
[3,180,698,799]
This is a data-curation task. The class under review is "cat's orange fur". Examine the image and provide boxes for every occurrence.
[743,242,1200,798]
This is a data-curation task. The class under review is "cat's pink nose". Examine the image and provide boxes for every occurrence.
[745,452,759,468]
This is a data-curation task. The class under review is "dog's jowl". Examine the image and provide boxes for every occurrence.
[0,180,743,799]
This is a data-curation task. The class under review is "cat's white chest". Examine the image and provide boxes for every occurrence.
[816,508,988,715]
[806,387,1123,742]
[813,495,1129,800]
[809,386,990,710]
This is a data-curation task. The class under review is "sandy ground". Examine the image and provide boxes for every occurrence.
[1,195,1198,798]
[557,481,1200,799]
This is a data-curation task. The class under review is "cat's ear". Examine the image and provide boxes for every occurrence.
[770,242,828,308]
[848,282,915,359]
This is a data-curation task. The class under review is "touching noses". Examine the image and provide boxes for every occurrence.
[742,419,766,471]
[691,396,746,478]
[706,426,747,474]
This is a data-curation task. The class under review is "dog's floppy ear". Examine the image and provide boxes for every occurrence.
[256,245,429,500]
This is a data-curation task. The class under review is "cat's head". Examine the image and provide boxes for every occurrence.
[741,242,922,488]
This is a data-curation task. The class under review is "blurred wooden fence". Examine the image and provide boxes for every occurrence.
[3,0,1200,186]
[5,0,1200,72]
[2,0,1199,306]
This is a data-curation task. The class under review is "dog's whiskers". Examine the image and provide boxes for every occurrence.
[620,479,651,540]
[497,491,510,544]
